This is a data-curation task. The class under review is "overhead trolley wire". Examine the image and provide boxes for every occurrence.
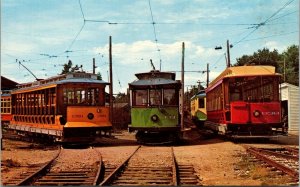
[234,0,295,45]
[148,0,162,69]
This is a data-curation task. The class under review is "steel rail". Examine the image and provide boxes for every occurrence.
[171,147,179,186]
[92,147,104,185]
[16,146,62,186]
[285,147,299,155]
[255,148,299,161]
[246,146,298,179]
[99,145,141,186]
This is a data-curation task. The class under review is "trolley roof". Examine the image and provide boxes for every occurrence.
[190,90,206,101]
[12,72,109,94]
[129,70,180,87]
[208,65,281,89]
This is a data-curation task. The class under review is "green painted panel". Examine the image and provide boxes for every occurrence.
[196,110,207,121]
[131,107,179,128]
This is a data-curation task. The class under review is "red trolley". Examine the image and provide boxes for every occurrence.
[204,66,284,137]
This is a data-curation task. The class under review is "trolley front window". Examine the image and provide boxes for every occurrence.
[163,89,177,106]
[228,76,280,103]
[133,90,148,106]
[150,89,162,106]
[198,98,205,108]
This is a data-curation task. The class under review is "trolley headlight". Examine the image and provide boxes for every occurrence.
[151,114,159,122]
[253,110,261,117]
[87,113,94,120]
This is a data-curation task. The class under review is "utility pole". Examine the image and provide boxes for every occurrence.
[215,40,232,68]
[207,63,209,88]
[109,36,113,122]
[181,42,185,131]
[160,59,162,71]
[283,57,286,82]
[226,40,231,67]
[92,58,96,74]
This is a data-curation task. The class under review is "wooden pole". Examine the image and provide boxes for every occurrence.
[283,57,286,82]
[226,40,231,67]
[93,58,95,74]
[207,63,209,88]
[180,42,185,131]
[109,36,113,122]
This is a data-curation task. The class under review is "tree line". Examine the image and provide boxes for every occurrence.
[234,44,299,86]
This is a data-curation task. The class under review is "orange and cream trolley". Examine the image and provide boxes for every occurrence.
[8,72,112,143]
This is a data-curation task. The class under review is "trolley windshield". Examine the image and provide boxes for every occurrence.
[228,76,280,103]
[132,88,178,107]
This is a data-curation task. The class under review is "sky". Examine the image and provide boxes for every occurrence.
[1,0,299,94]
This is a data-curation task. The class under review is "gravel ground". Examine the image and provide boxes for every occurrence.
[50,147,100,172]
[1,130,298,186]
[1,139,59,184]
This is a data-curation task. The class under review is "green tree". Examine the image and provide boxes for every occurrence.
[235,48,280,70]
[234,45,299,86]
[60,60,83,74]
[61,60,73,74]
[114,92,129,103]
[278,45,299,86]
[97,72,102,80]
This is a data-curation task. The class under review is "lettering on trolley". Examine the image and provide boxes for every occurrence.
[72,114,83,118]
[261,111,280,116]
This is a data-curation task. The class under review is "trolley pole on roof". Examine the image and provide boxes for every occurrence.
[181,42,185,131]
[109,36,113,122]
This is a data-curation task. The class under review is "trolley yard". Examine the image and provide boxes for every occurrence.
[1,133,298,186]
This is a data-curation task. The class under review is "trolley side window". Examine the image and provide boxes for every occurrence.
[163,89,177,106]
[133,90,148,106]
[150,89,162,106]
[1,98,11,114]
[63,87,103,106]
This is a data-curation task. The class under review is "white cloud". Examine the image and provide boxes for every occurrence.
[2,42,36,54]
[263,41,286,53]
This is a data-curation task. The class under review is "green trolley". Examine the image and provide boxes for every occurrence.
[128,70,181,144]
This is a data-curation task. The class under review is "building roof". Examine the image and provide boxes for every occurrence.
[280,82,299,90]
[1,76,18,90]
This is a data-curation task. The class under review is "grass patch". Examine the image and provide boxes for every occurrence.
[235,153,294,185]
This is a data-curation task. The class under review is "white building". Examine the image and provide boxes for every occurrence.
[280,83,299,135]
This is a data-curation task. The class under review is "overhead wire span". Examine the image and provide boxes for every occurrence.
[148,0,162,68]
[78,0,85,20]
[233,0,295,45]
[211,53,226,69]
[242,30,298,42]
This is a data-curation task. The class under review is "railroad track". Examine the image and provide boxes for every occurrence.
[245,146,299,182]
[4,146,104,186]
[3,146,61,186]
[100,146,201,186]
[32,147,103,186]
